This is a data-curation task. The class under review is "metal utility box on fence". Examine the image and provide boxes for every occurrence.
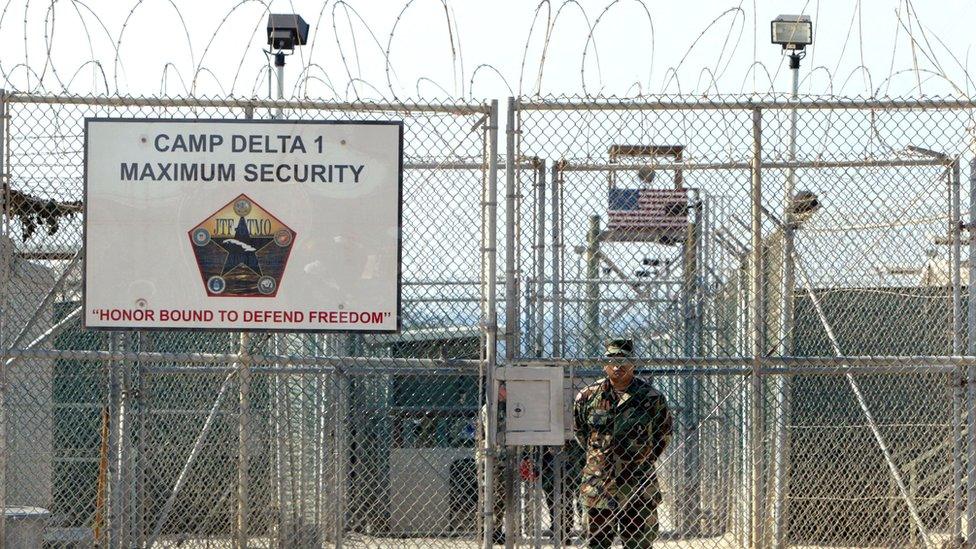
[499,366,565,446]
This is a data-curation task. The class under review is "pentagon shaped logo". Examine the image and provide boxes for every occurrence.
[188,194,296,297]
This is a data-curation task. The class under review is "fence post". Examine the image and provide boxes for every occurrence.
[951,157,964,545]
[584,215,601,357]
[534,159,546,358]
[551,163,563,360]
[237,332,251,549]
[107,332,122,548]
[503,97,518,549]
[483,99,500,548]
[749,106,764,549]
[681,190,703,535]
[505,97,519,360]
[967,152,976,547]
[120,333,134,548]
[0,86,7,548]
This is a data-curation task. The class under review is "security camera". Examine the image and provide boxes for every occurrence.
[267,14,309,51]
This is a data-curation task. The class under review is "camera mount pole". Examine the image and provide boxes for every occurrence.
[274,52,285,120]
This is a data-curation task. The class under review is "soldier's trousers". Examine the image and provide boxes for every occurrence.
[583,497,659,549]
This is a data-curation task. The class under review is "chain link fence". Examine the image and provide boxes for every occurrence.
[509,95,976,549]
[0,93,497,548]
[2,91,976,548]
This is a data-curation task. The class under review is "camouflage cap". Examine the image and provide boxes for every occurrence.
[604,338,634,357]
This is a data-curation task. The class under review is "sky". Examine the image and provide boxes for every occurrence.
[1,0,975,100]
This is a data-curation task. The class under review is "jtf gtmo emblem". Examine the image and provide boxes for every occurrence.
[188,193,296,297]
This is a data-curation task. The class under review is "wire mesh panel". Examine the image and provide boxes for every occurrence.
[509,96,976,549]
[4,91,976,549]
[0,93,493,548]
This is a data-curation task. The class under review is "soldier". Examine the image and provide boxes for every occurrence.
[573,339,673,549]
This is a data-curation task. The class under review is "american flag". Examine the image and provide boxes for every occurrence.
[606,187,688,242]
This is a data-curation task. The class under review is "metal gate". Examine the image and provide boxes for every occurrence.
[507,96,976,548]
[3,91,976,548]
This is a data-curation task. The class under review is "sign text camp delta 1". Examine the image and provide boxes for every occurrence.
[120,132,366,183]
[84,119,403,332]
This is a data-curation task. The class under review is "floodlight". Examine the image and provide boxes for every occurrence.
[771,15,812,51]
[267,14,309,51]
[789,190,820,223]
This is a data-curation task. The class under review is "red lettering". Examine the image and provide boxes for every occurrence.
[243,310,304,323]
[160,309,213,322]
[305,310,386,325]
[98,308,157,322]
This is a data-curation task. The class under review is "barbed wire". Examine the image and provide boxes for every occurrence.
[1,0,973,100]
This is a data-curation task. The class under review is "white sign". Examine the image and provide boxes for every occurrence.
[84,119,402,332]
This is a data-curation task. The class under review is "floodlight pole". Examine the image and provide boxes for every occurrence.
[771,52,801,549]
[781,53,800,362]
[275,53,285,119]
[968,150,976,548]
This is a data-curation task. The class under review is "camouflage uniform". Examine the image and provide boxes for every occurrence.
[573,376,673,549]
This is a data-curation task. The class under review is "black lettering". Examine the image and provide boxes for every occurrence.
[121,163,138,180]
[219,164,234,181]
[154,134,170,152]
[244,164,257,182]
[276,164,290,182]
[210,134,224,151]
[215,218,234,236]
[188,134,206,152]
[350,165,364,183]
[311,164,326,182]
[291,135,306,153]
[335,165,347,183]
[180,163,198,181]
[156,163,172,181]
[276,135,290,153]
[232,135,246,152]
